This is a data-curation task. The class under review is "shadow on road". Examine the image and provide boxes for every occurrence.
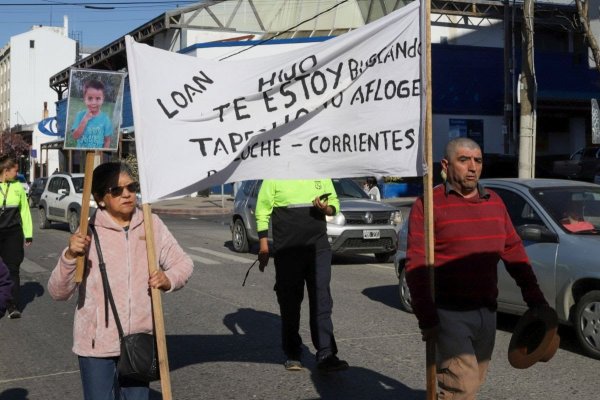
[311,367,424,400]
[165,308,421,399]
[333,253,379,265]
[361,285,402,310]
[20,281,44,313]
[0,388,29,400]
[166,308,283,370]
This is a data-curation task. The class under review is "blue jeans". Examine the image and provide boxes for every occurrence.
[78,356,150,400]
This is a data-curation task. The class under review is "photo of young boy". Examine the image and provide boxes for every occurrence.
[64,69,126,151]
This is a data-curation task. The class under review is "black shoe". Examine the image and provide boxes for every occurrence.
[317,355,349,372]
[7,305,21,319]
[284,359,303,371]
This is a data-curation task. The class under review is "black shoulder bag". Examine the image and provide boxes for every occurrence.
[90,224,160,383]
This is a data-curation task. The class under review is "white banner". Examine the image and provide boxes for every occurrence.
[126,1,423,203]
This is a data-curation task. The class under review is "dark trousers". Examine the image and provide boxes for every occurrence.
[274,246,337,361]
[0,226,24,307]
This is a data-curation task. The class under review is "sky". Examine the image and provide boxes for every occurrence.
[0,0,200,49]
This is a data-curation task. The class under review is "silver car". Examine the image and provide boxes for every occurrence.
[231,178,402,262]
[395,178,600,359]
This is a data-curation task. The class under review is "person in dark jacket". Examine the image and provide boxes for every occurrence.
[0,257,13,318]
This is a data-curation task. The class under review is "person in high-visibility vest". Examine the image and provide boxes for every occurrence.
[256,179,349,372]
[0,155,33,319]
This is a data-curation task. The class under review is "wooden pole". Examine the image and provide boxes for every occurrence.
[424,0,437,398]
[142,203,173,400]
[74,151,96,283]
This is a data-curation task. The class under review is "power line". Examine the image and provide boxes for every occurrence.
[0,1,198,6]
[219,0,349,61]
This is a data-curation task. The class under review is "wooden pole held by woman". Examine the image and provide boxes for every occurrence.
[74,151,96,283]
[142,203,173,400]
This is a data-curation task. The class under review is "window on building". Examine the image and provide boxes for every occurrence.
[30,40,35,48]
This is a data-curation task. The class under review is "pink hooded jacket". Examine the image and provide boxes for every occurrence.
[48,208,193,357]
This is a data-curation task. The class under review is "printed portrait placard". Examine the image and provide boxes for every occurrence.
[64,69,127,151]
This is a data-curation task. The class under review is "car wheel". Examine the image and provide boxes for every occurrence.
[398,266,413,313]
[374,252,393,263]
[574,290,600,359]
[39,207,51,229]
[68,210,80,234]
[232,219,249,253]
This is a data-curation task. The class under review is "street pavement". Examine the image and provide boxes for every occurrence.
[0,208,598,400]
[150,194,418,217]
[151,195,235,216]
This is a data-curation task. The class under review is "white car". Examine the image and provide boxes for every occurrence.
[38,173,97,233]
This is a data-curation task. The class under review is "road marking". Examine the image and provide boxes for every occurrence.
[188,253,220,265]
[21,258,47,273]
[0,369,79,384]
[189,247,254,263]
[364,263,394,270]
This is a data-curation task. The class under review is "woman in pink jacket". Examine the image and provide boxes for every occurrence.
[48,162,193,400]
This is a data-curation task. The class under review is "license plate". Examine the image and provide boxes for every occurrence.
[363,229,380,239]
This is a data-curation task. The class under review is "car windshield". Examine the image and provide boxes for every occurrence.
[332,178,369,199]
[72,177,85,193]
[532,187,600,234]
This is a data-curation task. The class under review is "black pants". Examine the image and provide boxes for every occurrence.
[274,246,337,361]
[0,226,24,307]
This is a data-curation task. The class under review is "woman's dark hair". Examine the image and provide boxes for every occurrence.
[92,162,133,205]
[366,177,377,187]
[0,154,17,173]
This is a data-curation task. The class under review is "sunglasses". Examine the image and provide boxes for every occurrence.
[107,182,140,197]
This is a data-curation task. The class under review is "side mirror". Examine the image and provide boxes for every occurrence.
[58,188,69,196]
[517,224,559,243]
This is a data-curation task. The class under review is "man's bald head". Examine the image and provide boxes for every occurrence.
[444,137,481,160]
[441,137,483,198]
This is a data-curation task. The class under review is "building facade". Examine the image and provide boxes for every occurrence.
[0,20,76,133]
[49,0,600,174]
[0,19,76,179]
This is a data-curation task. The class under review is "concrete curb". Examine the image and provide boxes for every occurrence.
[149,195,416,217]
[152,207,232,216]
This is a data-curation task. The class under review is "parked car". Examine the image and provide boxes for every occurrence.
[394,178,600,359]
[28,177,48,207]
[552,146,600,182]
[231,178,403,262]
[38,173,97,233]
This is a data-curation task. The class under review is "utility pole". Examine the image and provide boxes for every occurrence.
[503,0,512,154]
[575,0,600,69]
[519,0,536,178]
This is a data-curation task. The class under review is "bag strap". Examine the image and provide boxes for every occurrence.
[90,224,125,340]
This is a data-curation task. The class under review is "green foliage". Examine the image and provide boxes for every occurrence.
[122,154,139,181]
[383,176,405,183]
[70,70,124,102]
[0,132,29,158]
